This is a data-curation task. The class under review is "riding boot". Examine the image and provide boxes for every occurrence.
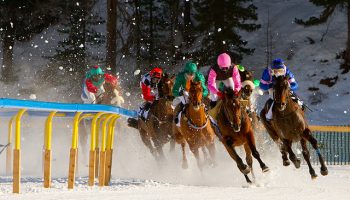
[210,100,217,109]
[174,102,185,124]
[265,98,274,122]
[140,102,152,120]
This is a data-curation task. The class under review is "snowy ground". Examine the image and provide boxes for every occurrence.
[0,121,350,200]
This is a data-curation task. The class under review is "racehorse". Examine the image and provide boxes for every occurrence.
[128,74,176,162]
[217,88,269,183]
[260,75,328,179]
[79,81,124,164]
[174,80,216,171]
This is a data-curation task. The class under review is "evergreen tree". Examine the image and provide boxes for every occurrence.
[0,0,59,83]
[295,1,350,74]
[192,0,260,66]
[49,0,105,79]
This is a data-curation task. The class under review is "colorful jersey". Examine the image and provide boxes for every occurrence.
[85,73,117,93]
[259,66,298,91]
[140,73,158,102]
[172,71,208,97]
[207,64,241,94]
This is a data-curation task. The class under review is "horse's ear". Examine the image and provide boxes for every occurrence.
[163,73,169,78]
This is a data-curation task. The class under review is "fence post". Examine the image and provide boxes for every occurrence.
[13,109,26,194]
[104,115,119,185]
[68,112,82,189]
[43,111,56,188]
[89,112,105,186]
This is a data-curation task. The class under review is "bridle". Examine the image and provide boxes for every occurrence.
[222,99,245,132]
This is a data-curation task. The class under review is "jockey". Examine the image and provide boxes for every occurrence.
[259,58,302,120]
[207,53,242,108]
[81,65,118,104]
[138,67,163,120]
[172,61,208,125]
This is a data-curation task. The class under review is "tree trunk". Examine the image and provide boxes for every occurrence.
[106,0,117,73]
[170,0,180,64]
[341,4,350,74]
[2,20,16,83]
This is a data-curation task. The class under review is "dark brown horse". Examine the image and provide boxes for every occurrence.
[174,80,216,171]
[217,88,269,183]
[128,74,176,161]
[260,76,328,179]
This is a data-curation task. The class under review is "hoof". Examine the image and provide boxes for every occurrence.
[320,167,328,176]
[262,166,270,173]
[311,173,318,180]
[240,165,251,175]
[283,160,290,166]
[182,161,188,169]
[293,159,301,168]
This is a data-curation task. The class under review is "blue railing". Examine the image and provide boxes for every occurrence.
[0,98,137,118]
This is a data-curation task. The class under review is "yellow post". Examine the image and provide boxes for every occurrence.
[95,115,106,178]
[88,112,105,186]
[6,115,16,175]
[43,111,56,188]
[104,115,119,186]
[68,112,82,189]
[98,114,115,187]
[13,109,26,194]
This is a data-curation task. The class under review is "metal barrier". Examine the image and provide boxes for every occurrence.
[0,98,137,194]
[309,125,350,165]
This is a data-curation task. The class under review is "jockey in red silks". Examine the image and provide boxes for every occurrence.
[81,65,118,104]
[207,53,242,108]
[138,67,163,120]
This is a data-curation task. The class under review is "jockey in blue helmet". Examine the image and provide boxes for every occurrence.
[259,58,303,120]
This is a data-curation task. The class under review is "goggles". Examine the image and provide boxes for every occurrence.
[272,68,285,77]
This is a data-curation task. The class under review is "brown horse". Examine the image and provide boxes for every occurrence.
[128,74,176,161]
[260,76,328,179]
[79,81,124,164]
[217,88,269,183]
[174,80,216,171]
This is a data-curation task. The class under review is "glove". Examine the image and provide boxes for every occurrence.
[183,91,189,97]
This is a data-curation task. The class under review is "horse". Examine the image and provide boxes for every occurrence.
[173,80,216,171]
[79,81,124,164]
[127,74,176,162]
[260,75,328,179]
[216,88,269,183]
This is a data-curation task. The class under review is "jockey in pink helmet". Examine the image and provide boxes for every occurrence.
[207,53,242,107]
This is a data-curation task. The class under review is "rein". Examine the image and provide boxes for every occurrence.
[273,88,300,118]
[184,103,209,130]
[223,102,245,131]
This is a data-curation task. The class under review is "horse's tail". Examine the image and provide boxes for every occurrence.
[127,118,139,129]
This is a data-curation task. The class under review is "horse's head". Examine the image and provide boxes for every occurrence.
[273,75,290,111]
[239,70,254,82]
[223,87,242,132]
[100,82,124,106]
[188,80,203,111]
[158,73,175,100]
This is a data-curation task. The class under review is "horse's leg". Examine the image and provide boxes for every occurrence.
[300,138,317,179]
[283,139,300,168]
[201,147,209,164]
[153,138,166,162]
[246,132,269,172]
[260,108,280,142]
[140,129,157,159]
[181,142,188,169]
[206,142,217,167]
[244,143,255,181]
[302,128,328,176]
[190,146,203,172]
[222,137,250,175]
[169,138,176,152]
